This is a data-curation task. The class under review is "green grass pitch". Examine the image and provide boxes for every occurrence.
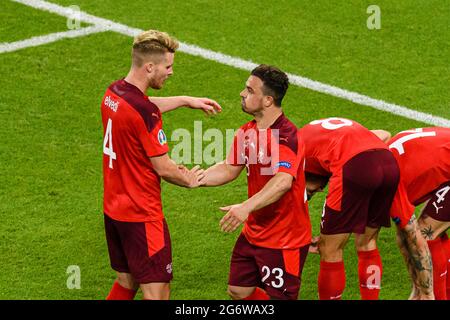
[0,0,448,299]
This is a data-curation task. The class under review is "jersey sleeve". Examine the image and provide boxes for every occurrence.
[136,117,169,158]
[272,131,302,178]
[272,144,300,178]
[389,179,416,229]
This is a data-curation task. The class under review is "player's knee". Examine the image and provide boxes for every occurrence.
[140,283,170,300]
[116,273,139,291]
[355,237,377,251]
[318,242,344,261]
[227,286,250,300]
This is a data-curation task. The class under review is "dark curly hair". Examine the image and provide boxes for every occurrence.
[251,64,289,106]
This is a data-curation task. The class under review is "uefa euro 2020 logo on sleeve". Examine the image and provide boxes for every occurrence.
[158,129,167,145]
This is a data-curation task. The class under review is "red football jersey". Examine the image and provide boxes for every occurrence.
[227,114,311,249]
[101,79,169,222]
[299,117,388,211]
[388,127,450,228]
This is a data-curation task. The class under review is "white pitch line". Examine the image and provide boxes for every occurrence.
[0,25,107,54]
[10,0,450,127]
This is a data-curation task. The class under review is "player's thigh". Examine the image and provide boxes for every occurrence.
[322,155,380,235]
[104,214,131,274]
[119,219,173,285]
[140,282,170,300]
[228,234,260,288]
[254,244,309,300]
[367,150,400,229]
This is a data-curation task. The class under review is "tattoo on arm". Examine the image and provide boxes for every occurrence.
[397,216,433,295]
[420,225,434,240]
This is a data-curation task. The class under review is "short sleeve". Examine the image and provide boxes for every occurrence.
[271,131,302,178]
[137,117,169,158]
[273,143,301,178]
[389,180,415,229]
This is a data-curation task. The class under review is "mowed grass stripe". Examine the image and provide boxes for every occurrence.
[45,0,450,119]
[11,0,449,127]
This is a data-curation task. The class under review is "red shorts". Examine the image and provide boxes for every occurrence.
[421,181,450,222]
[228,234,309,300]
[321,149,400,235]
[104,214,173,284]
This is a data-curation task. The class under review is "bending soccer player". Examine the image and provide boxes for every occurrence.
[200,65,311,300]
[300,117,400,300]
[387,127,450,300]
[101,30,221,300]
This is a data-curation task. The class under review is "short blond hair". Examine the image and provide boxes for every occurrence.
[132,30,179,67]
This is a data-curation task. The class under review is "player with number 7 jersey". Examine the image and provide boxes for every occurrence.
[388,127,450,300]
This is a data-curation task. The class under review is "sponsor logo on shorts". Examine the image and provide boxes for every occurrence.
[158,129,167,145]
[275,161,292,169]
[166,263,172,274]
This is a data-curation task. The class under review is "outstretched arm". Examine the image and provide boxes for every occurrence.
[396,216,434,299]
[149,96,222,115]
[219,172,293,233]
[150,154,204,188]
[200,161,244,187]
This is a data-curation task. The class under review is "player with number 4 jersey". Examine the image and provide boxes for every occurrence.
[101,30,221,301]
[300,117,400,300]
[388,127,450,300]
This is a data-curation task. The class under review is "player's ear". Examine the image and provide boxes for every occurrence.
[264,95,274,108]
[145,62,154,74]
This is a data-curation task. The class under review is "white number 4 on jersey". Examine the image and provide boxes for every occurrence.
[103,118,116,169]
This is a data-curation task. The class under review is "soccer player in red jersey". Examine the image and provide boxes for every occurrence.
[388,127,450,300]
[300,118,400,300]
[101,30,221,300]
[200,65,311,300]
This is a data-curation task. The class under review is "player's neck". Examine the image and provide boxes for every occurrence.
[254,108,283,129]
[124,70,149,94]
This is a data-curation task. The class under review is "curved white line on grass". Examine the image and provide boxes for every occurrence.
[0,25,107,53]
[10,0,450,127]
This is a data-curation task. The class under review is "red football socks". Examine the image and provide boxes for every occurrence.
[318,260,345,300]
[427,238,447,300]
[440,233,450,300]
[243,287,270,300]
[357,249,382,300]
[106,281,137,300]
